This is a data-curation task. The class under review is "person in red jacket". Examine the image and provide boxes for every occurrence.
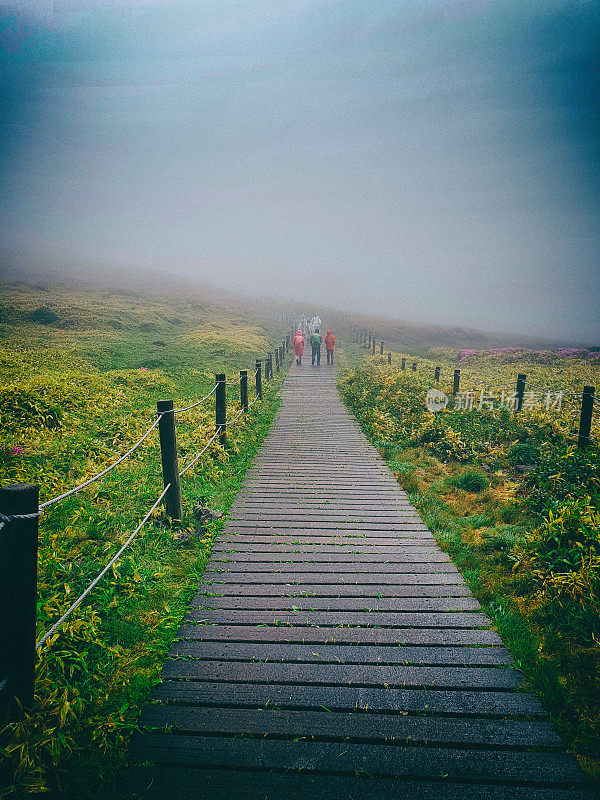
[324,330,335,364]
[293,329,304,365]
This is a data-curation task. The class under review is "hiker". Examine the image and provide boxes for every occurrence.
[311,328,322,366]
[324,329,335,364]
[293,329,304,365]
[300,314,308,338]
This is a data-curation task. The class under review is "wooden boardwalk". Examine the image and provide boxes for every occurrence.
[124,360,593,799]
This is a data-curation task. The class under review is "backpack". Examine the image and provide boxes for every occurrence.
[311,332,321,346]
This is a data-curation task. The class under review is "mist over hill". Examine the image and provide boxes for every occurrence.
[1,258,588,353]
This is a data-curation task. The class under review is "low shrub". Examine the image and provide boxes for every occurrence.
[508,442,540,465]
[31,307,59,325]
[447,470,489,493]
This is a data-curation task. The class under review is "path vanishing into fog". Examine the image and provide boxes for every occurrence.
[124,360,592,799]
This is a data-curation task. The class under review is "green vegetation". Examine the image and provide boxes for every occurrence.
[0,282,288,798]
[446,470,489,493]
[339,352,600,786]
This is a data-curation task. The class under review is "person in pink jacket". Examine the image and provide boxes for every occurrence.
[293,330,304,365]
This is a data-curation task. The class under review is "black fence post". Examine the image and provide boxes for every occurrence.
[412,362,417,372]
[578,386,595,449]
[275,348,280,373]
[0,483,39,716]
[255,360,262,400]
[453,369,460,394]
[215,374,226,445]
[435,366,440,382]
[156,400,182,520]
[240,370,248,412]
[372,339,375,355]
[388,352,391,365]
[515,373,526,412]
[380,342,384,355]
[401,358,406,370]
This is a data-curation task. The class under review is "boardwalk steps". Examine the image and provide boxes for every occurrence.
[122,362,593,799]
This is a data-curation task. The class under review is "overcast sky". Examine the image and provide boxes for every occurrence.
[1,0,598,341]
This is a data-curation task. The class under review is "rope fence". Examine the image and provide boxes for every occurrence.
[349,324,597,449]
[0,328,297,719]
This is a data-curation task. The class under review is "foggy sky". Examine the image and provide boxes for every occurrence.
[1,0,599,341]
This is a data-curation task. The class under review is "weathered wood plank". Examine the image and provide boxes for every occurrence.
[128,736,583,784]
[120,766,596,800]
[174,624,503,646]
[138,706,558,747]
[169,641,513,666]
[148,681,545,717]
[160,660,524,689]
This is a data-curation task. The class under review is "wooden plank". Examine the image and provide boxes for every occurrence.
[193,598,481,612]
[186,610,491,627]
[200,572,465,584]
[139,706,558,747]
[120,766,596,800]
[148,681,545,717]
[169,641,513,666]
[174,624,504,646]
[209,555,453,565]
[197,585,472,597]
[160,660,524,689]
[128,736,583,784]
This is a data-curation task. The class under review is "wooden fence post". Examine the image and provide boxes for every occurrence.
[255,360,262,400]
[401,358,406,370]
[578,386,595,448]
[412,362,417,372]
[275,348,280,373]
[453,369,460,394]
[388,352,391,364]
[515,374,526,412]
[240,370,248,412]
[380,342,384,355]
[156,400,182,520]
[215,374,226,445]
[0,483,39,716]
[435,366,440,382]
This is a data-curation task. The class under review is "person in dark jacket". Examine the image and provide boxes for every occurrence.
[311,328,322,366]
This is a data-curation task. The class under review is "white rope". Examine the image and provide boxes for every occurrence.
[0,511,42,531]
[227,408,245,425]
[248,394,260,408]
[36,483,171,650]
[172,383,217,414]
[178,428,222,477]
[226,376,243,386]
[39,417,161,510]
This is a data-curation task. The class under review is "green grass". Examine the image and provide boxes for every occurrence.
[0,282,290,797]
[338,351,600,788]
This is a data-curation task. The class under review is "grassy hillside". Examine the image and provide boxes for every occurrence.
[339,346,600,787]
[0,282,288,798]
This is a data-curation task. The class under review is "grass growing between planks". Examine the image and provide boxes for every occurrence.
[338,353,600,789]
[0,282,289,798]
